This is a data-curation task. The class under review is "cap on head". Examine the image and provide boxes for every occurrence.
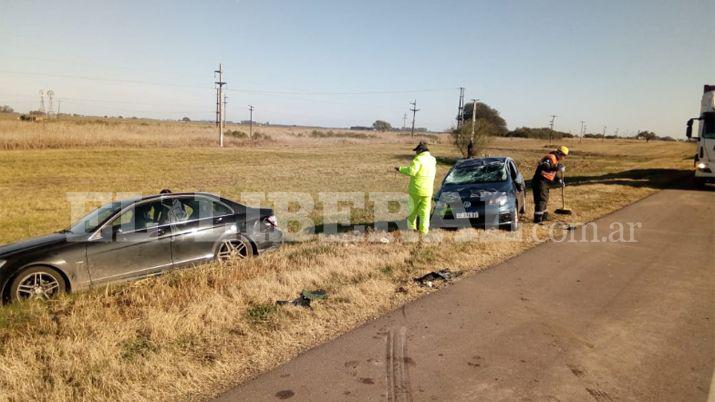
[413,141,429,153]
[160,189,172,194]
[557,146,569,156]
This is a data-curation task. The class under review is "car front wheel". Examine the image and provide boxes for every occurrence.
[9,266,67,302]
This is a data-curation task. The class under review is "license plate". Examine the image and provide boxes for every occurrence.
[456,212,479,219]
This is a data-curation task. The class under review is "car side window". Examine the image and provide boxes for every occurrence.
[111,200,166,233]
[213,201,232,216]
[165,198,193,223]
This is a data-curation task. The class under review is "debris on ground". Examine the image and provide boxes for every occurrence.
[414,269,462,287]
[276,289,327,308]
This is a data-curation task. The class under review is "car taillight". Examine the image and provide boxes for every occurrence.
[265,215,278,227]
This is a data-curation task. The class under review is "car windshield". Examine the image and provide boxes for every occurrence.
[444,162,508,185]
[67,201,126,234]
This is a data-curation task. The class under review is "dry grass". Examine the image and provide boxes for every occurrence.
[0,116,444,150]
[0,121,696,401]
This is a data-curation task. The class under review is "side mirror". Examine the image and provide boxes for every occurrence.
[686,119,693,139]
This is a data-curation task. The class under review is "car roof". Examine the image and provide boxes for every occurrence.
[133,192,224,203]
[453,157,511,168]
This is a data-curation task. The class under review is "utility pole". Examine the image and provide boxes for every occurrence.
[579,120,585,143]
[457,87,465,128]
[248,105,254,139]
[409,100,419,138]
[471,98,478,139]
[214,64,227,147]
[549,115,557,145]
[602,126,607,142]
[402,113,407,130]
[57,99,61,119]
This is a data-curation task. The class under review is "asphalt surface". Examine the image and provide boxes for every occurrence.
[217,189,715,402]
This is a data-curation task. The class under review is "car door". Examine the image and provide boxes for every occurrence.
[86,199,173,285]
[508,160,526,213]
[169,195,236,266]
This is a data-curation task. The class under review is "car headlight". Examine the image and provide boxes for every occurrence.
[486,194,508,206]
[439,192,460,203]
[696,162,707,170]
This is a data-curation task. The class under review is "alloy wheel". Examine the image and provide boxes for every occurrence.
[217,238,250,262]
[15,272,61,301]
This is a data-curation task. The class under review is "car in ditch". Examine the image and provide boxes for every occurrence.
[0,192,282,303]
[432,157,526,231]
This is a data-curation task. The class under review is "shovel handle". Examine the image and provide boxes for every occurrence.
[560,171,566,209]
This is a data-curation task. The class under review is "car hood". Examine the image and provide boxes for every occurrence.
[438,181,513,199]
[0,233,69,259]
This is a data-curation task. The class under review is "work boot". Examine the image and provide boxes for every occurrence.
[542,212,550,221]
[533,213,543,223]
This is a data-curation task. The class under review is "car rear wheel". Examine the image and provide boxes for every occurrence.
[9,266,67,302]
[217,236,254,263]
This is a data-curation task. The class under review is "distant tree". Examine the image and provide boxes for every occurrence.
[181,116,191,122]
[462,102,508,136]
[0,105,14,113]
[508,127,571,140]
[372,120,392,131]
[451,118,496,158]
[636,131,658,142]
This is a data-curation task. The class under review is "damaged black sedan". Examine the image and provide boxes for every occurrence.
[432,157,526,231]
[0,193,282,303]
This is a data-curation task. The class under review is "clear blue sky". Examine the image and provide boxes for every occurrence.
[0,0,712,136]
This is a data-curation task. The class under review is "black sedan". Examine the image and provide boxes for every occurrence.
[0,192,282,303]
[432,157,526,231]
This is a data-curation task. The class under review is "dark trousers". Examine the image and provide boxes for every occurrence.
[532,177,550,222]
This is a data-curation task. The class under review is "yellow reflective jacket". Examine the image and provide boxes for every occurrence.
[399,151,437,197]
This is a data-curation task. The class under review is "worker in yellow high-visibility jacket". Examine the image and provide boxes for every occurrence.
[394,142,437,234]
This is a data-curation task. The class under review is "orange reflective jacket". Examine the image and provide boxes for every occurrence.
[539,154,559,181]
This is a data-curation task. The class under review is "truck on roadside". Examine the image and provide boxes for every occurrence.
[686,85,715,188]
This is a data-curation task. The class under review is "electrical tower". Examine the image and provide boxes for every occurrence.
[580,120,585,143]
[549,115,558,145]
[38,90,46,114]
[402,113,407,130]
[409,100,419,138]
[602,126,607,142]
[214,64,227,147]
[457,87,465,128]
[47,90,55,117]
[248,105,254,139]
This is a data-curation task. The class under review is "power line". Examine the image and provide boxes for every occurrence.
[0,69,457,96]
[225,87,457,96]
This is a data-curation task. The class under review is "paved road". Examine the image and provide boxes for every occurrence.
[217,189,715,402]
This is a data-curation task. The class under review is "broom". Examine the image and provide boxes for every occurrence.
[554,171,572,215]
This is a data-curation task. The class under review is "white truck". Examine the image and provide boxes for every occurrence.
[686,85,715,188]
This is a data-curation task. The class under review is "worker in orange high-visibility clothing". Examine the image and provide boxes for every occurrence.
[532,145,568,223]
[395,142,437,234]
